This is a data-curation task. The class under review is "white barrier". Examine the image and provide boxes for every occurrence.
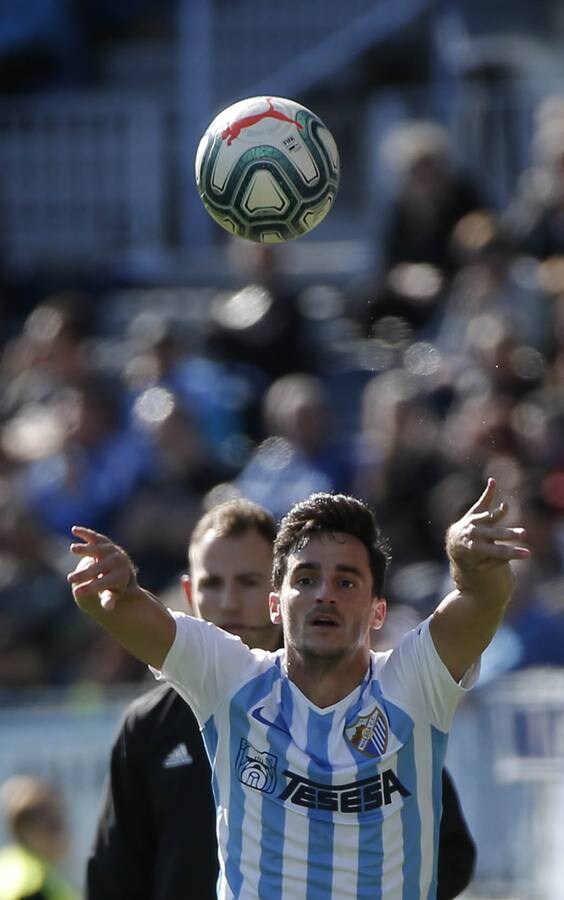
[447,668,564,900]
[0,688,142,894]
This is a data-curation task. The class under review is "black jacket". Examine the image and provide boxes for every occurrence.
[437,767,476,900]
[87,685,475,899]
[86,684,217,900]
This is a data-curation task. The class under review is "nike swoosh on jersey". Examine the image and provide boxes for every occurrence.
[251,707,290,734]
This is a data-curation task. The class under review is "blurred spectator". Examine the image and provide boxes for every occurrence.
[71,627,147,687]
[207,242,321,390]
[442,391,521,470]
[504,96,564,259]
[235,373,352,519]
[1,292,99,420]
[124,310,256,470]
[0,481,80,688]
[353,368,455,570]
[445,308,547,400]
[0,775,78,898]
[362,262,446,337]
[16,373,152,538]
[441,211,554,352]
[0,384,150,687]
[379,120,484,274]
[114,387,224,591]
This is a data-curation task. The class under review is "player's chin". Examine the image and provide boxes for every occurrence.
[302,636,348,661]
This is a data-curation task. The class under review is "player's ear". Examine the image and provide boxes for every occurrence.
[269,591,282,625]
[181,574,195,614]
[371,597,387,631]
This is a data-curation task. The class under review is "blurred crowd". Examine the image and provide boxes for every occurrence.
[0,97,563,693]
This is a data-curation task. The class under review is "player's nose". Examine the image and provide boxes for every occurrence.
[219,584,240,611]
[314,581,335,604]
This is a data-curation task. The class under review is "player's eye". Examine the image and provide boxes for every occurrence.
[239,576,262,587]
[295,575,315,587]
[200,577,222,589]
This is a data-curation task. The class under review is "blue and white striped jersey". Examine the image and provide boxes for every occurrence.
[156,613,475,899]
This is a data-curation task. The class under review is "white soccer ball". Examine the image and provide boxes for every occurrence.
[195,96,340,243]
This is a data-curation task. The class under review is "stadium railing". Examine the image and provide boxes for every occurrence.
[448,668,564,899]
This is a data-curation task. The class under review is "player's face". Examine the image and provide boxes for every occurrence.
[185,528,280,651]
[269,532,386,665]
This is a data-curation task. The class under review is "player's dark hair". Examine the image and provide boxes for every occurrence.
[189,499,276,564]
[272,492,390,596]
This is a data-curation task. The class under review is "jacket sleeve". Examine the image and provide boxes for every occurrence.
[437,768,476,900]
[86,711,155,900]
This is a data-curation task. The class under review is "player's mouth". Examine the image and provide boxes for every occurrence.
[307,612,342,628]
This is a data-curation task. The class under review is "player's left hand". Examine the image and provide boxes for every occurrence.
[446,478,530,600]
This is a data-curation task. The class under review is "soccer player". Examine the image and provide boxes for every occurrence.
[86,499,474,899]
[70,480,522,897]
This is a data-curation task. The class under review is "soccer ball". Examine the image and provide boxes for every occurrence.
[195,96,340,243]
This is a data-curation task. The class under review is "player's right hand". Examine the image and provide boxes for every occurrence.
[67,526,138,612]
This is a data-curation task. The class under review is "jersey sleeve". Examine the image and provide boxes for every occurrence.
[378,616,479,732]
[152,612,258,725]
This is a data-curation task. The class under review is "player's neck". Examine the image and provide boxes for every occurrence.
[285,648,370,708]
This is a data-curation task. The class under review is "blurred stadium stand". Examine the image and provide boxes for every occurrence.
[0,0,562,276]
[0,94,166,267]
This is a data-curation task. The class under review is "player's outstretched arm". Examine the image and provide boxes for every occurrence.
[67,526,176,670]
[430,478,530,682]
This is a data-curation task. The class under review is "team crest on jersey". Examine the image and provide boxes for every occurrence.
[236,739,278,794]
[345,704,389,757]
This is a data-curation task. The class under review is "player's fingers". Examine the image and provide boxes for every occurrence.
[71,580,100,600]
[473,503,507,525]
[69,569,130,602]
[68,551,131,588]
[68,553,114,581]
[100,590,117,611]
[70,539,120,559]
[67,554,97,582]
[467,478,497,515]
[468,538,530,560]
[472,525,526,543]
[68,565,95,584]
[71,525,114,545]
[491,542,531,560]
[78,570,129,594]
